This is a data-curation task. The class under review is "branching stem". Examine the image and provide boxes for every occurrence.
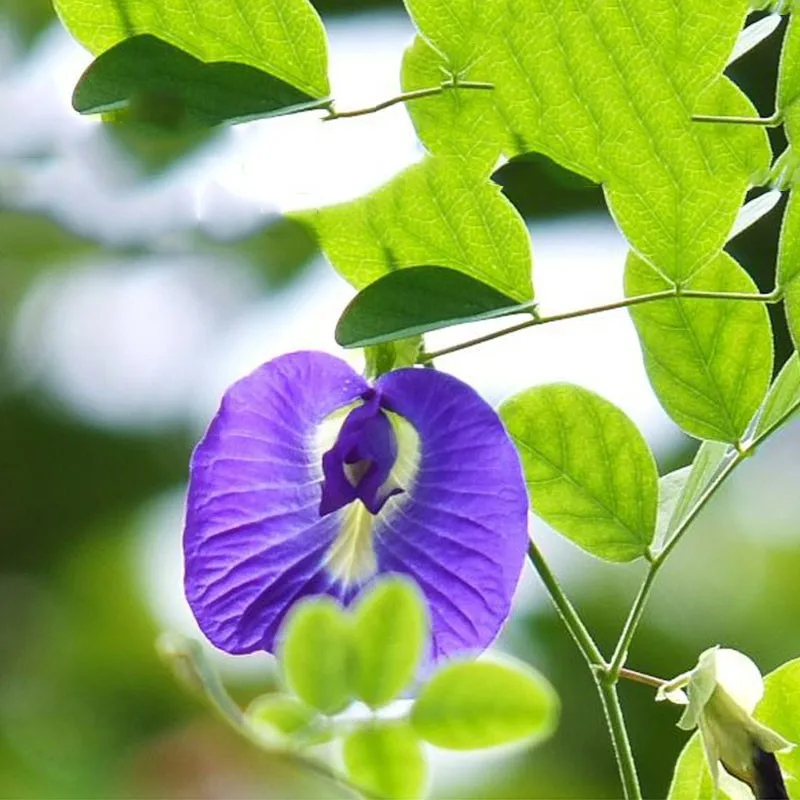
[419,287,778,363]
[691,112,782,127]
[324,79,494,120]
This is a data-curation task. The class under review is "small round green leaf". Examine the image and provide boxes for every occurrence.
[343,721,428,800]
[351,576,428,709]
[246,694,320,742]
[500,383,658,561]
[410,659,558,750]
[278,597,351,716]
[336,266,530,348]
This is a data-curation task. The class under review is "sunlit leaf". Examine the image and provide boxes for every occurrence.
[343,721,427,800]
[777,192,800,351]
[73,35,327,128]
[410,659,558,750]
[246,694,321,743]
[278,598,351,716]
[54,0,330,98]
[350,577,428,709]
[336,266,531,347]
[756,353,800,437]
[401,0,769,281]
[298,157,533,302]
[626,252,773,443]
[500,384,658,562]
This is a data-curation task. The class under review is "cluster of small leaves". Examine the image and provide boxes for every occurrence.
[247,576,558,799]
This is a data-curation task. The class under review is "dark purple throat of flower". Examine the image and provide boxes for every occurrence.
[319,389,404,517]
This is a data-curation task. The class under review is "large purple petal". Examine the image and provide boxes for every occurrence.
[184,351,368,654]
[375,368,529,660]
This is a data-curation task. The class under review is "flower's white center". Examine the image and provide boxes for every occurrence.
[315,405,421,587]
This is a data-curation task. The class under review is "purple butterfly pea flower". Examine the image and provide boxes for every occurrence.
[183,351,529,660]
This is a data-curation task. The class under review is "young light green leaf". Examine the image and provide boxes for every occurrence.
[410,658,558,750]
[350,576,428,709]
[500,384,658,562]
[626,252,773,443]
[756,353,800,437]
[336,266,532,348]
[72,35,328,128]
[54,0,330,98]
[297,157,533,302]
[655,467,691,549]
[246,694,321,743]
[343,721,428,800]
[278,597,351,716]
[667,737,733,800]
[402,1,769,280]
[659,441,731,546]
[364,336,423,379]
[777,191,800,351]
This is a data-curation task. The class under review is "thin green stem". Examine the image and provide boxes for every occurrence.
[606,397,800,682]
[526,538,604,667]
[595,679,643,800]
[526,540,643,799]
[691,112,782,127]
[419,288,776,363]
[324,80,494,120]
[618,667,667,690]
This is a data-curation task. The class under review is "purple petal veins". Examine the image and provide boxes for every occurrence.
[183,351,529,660]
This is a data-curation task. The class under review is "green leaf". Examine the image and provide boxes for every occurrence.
[410,658,558,750]
[343,721,427,800]
[401,1,769,281]
[350,576,428,709]
[246,694,320,742]
[667,736,730,800]
[655,466,692,549]
[626,252,773,443]
[668,657,800,799]
[278,597,351,716]
[336,266,532,348]
[364,337,423,379]
[72,35,327,128]
[754,657,800,794]
[500,384,658,562]
[297,157,533,302]
[54,0,330,98]
[756,353,800,437]
[659,441,731,546]
[777,192,800,351]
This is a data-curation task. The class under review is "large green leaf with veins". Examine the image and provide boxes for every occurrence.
[54,0,329,99]
[625,251,773,443]
[402,0,769,282]
[298,157,533,302]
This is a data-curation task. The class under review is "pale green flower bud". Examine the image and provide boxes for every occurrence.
[660,647,793,799]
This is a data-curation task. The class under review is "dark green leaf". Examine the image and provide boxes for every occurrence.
[73,35,328,129]
[336,266,531,347]
[410,659,558,750]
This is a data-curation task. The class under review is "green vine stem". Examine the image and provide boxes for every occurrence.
[606,395,800,682]
[419,288,780,363]
[526,540,642,799]
[323,79,494,120]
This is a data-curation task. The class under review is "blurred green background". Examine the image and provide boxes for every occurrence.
[0,2,797,798]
